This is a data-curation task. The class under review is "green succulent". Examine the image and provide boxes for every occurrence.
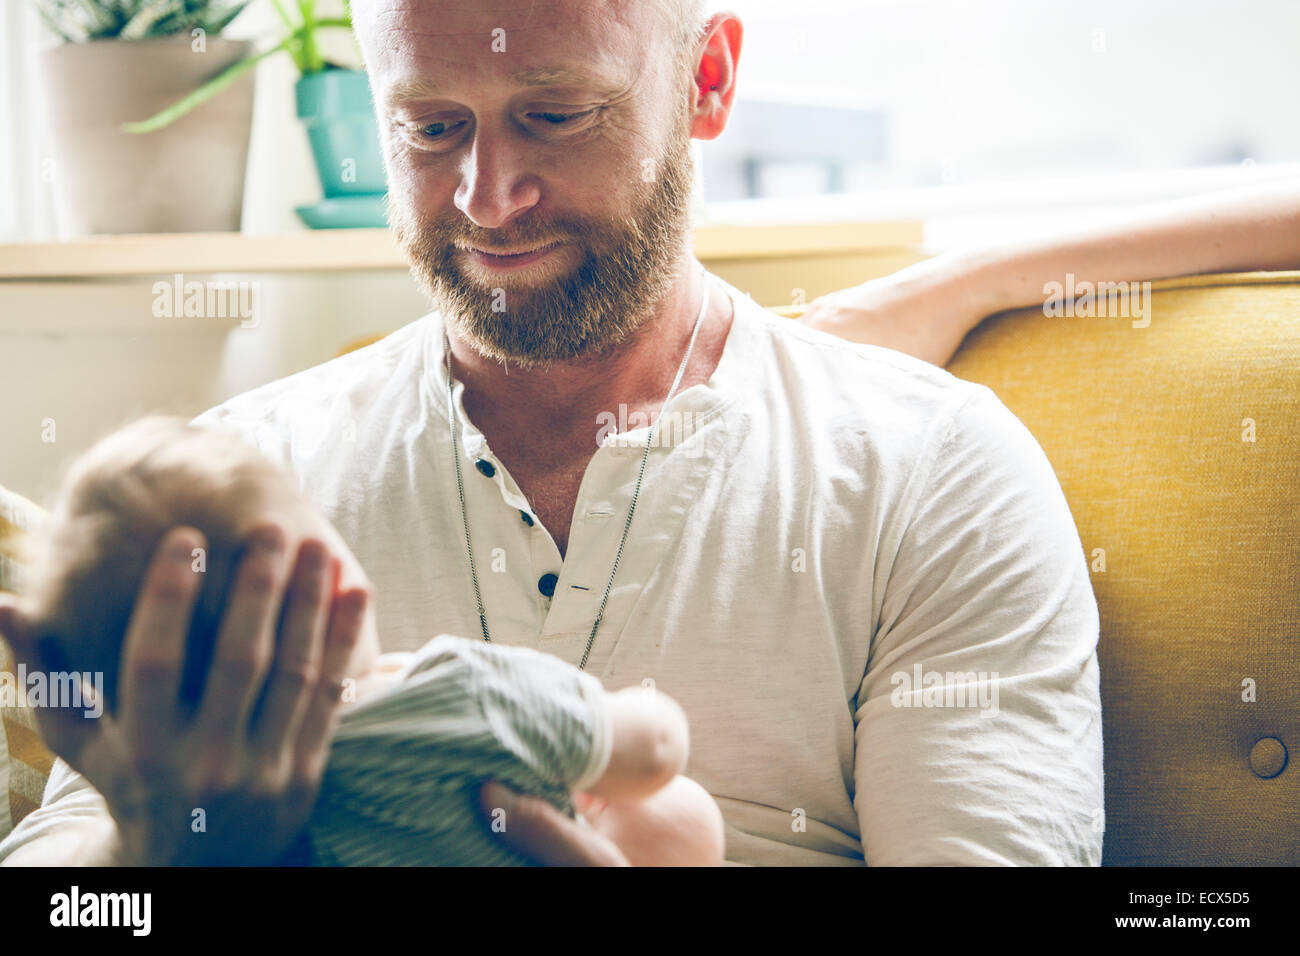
[34,0,253,42]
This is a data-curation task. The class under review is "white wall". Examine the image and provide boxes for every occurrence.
[0,272,431,505]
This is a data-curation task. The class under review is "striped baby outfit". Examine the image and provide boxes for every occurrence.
[307,634,612,866]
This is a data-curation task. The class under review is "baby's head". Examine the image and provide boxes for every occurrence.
[23,416,379,716]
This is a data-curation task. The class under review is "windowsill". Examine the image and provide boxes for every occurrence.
[707,162,1300,251]
[0,220,923,280]
[6,162,1294,281]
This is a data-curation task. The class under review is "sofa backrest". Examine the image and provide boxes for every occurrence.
[947,271,1300,865]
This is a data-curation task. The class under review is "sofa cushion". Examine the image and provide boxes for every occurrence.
[947,271,1300,865]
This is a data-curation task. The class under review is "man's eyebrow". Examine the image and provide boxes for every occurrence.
[386,66,626,104]
[506,66,624,94]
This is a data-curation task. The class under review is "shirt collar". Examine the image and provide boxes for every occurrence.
[421,266,762,458]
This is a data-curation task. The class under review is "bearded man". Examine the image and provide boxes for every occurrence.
[0,0,1101,866]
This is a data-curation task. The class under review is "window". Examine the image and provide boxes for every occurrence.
[700,0,1300,240]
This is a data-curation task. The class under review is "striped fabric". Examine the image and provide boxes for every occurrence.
[308,634,610,866]
[0,484,54,842]
[1,640,55,841]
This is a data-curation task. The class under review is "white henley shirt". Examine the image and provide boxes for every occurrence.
[1,267,1104,866]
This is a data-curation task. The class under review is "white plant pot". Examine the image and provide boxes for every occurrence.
[38,34,255,236]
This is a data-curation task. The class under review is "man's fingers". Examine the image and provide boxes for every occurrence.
[291,585,367,784]
[195,522,287,746]
[479,781,630,867]
[119,527,205,749]
[250,539,334,759]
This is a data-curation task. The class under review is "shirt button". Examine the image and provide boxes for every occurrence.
[520,510,534,526]
[537,572,559,597]
[475,458,496,478]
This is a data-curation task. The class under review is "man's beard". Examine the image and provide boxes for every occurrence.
[389,125,696,368]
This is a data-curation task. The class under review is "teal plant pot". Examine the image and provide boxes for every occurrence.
[295,68,387,198]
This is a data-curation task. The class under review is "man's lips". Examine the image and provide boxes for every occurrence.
[469,242,558,257]
[461,241,564,270]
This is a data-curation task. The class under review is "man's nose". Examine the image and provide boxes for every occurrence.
[453,130,542,229]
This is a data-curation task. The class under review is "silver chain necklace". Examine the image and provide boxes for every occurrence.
[446,266,710,670]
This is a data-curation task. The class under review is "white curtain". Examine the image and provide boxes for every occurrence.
[0,1,58,241]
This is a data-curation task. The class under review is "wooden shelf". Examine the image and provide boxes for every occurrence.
[0,221,923,280]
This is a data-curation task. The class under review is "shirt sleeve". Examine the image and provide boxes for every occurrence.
[0,757,116,865]
[854,384,1104,866]
[189,404,293,470]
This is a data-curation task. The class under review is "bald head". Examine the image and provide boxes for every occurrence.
[351,0,708,100]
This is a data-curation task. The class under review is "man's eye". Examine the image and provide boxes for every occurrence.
[528,110,594,125]
[420,120,466,139]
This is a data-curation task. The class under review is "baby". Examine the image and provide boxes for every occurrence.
[20,416,724,866]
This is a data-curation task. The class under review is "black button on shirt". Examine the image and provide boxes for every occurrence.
[475,458,495,478]
[537,573,559,597]
[520,510,534,526]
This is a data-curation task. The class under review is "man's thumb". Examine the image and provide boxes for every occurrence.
[478,781,627,866]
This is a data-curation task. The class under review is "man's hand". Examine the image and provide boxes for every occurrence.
[0,522,368,865]
[478,781,629,866]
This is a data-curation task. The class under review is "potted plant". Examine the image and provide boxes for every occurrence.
[125,0,388,229]
[35,0,257,236]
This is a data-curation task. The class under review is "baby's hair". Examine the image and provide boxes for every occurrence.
[24,416,315,715]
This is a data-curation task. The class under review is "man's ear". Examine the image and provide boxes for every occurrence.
[690,13,743,141]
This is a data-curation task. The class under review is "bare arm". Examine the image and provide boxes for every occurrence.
[958,178,1300,319]
[800,179,1300,366]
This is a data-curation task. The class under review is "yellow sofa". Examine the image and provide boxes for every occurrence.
[2,270,1297,864]
[946,270,1300,865]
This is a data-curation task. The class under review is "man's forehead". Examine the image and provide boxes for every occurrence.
[358,0,642,67]
[358,0,646,89]
[384,63,631,106]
